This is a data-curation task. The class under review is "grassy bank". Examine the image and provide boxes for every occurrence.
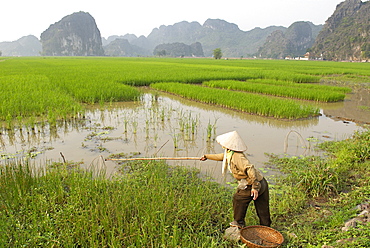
[1,129,369,247]
[268,129,370,247]
[0,160,233,247]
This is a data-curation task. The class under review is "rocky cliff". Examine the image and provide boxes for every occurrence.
[4,14,323,59]
[310,0,370,61]
[40,11,104,56]
[257,22,320,59]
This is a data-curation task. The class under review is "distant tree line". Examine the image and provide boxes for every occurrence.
[153,42,204,57]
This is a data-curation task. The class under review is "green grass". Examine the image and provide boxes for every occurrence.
[0,160,234,247]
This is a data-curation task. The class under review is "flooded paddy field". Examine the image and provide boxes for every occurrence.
[1,87,368,183]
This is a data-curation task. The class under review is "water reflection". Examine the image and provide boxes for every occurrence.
[323,89,370,124]
[0,91,365,183]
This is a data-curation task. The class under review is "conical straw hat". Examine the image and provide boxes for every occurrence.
[216,131,247,152]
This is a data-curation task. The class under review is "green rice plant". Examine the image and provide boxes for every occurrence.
[178,116,186,132]
[203,79,348,102]
[121,114,129,133]
[191,116,198,135]
[160,108,166,121]
[206,122,213,140]
[245,78,352,93]
[1,57,370,89]
[48,70,142,104]
[206,119,217,141]
[258,79,352,93]
[171,132,179,149]
[1,57,368,126]
[145,120,150,139]
[0,58,142,125]
[132,120,138,134]
[249,69,321,83]
[151,82,320,119]
[0,75,82,122]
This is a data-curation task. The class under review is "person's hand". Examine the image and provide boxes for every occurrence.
[251,189,259,200]
[200,156,207,161]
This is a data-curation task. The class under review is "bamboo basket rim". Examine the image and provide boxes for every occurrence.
[240,225,284,248]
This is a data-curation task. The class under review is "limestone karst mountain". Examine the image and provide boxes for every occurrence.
[310,0,370,61]
[40,11,104,56]
[4,1,369,61]
[257,21,321,59]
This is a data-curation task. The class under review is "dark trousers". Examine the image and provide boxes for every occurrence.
[233,178,272,227]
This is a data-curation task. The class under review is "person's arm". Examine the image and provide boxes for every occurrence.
[200,153,224,161]
[246,166,261,200]
[246,165,261,191]
[234,153,262,199]
[251,188,259,200]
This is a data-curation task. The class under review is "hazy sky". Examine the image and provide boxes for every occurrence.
[1,0,346,42]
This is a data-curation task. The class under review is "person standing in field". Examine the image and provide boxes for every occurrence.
[200,131,271,228]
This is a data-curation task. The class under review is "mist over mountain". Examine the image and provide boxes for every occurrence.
[0,35,41,56]
[0,15,319,58]
[153,42,204,57]
[105,19,288,57]
[104,38,150,56]
[102,34,139,46]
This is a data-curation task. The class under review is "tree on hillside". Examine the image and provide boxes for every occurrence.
[213,48,222,59]
[156,50,167,57]
[361,43,370,60]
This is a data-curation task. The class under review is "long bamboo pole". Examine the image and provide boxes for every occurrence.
[105,157,200,161]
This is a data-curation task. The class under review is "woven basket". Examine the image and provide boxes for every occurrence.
[240,225,284,248]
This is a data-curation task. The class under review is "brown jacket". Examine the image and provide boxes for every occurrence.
[204,151,264,191]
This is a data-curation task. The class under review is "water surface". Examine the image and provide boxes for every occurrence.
[0,89,367,183]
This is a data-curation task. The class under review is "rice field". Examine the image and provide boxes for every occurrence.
[0,56,364,126]
[150,82,319,119]
[203,79,350,102]
[0,57,369,247]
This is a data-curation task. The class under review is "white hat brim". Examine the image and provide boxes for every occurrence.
[216,131,247,152]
